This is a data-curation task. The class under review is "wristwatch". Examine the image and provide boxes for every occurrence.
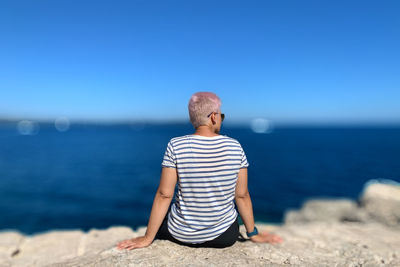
[246,226,258,238]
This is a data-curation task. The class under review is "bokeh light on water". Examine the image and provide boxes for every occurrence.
[55,117,71,132]
[250,118,274,134]
[17,120,40,135]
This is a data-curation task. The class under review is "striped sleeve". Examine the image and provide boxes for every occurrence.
[240,144,249,168]
[161,140,177,168]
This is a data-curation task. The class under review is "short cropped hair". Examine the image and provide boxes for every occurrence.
[188,92,222,128]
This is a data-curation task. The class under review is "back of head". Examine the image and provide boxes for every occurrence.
[188,92,221,128]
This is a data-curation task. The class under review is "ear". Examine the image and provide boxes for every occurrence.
[211,113,217,125]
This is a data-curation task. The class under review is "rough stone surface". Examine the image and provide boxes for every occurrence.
[1,222,396,267]
[0,231,24,267]
[7,230,83,267]
[1,179,399,266]
[77,226,136,256]
[359,180,400,229]
[284,179,400,231]
[284,198,370,224]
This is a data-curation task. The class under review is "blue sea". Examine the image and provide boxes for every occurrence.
[0,122,399,235]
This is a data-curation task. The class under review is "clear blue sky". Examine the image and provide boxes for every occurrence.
[1,0,399,125]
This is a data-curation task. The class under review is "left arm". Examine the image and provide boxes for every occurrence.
[235,168,283,244]
[116,167,177,250]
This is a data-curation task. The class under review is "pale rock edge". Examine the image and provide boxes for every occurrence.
[0,179,399,267]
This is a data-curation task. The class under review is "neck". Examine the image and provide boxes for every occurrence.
[192,125,219,137]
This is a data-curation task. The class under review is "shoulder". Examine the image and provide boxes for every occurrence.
[224,136,247,154]
[168,135,190,147]
[168,134,242,146]
[223,135,242,146]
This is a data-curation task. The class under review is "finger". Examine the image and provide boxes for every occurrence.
[124,243,133,249]
[268,238,279,243]
[124,242,134,249]
[273,238,282,243]
[118,241,129,247]
[120,242,133,249]
[127,244,138,250]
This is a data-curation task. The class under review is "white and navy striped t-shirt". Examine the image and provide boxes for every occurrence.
[161,134,249,244]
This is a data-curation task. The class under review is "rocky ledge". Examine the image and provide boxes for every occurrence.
[1,179,399,267]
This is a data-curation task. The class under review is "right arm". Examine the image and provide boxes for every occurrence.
[234,168,283,244]
[234,168,255,234]
[116,167,177,250]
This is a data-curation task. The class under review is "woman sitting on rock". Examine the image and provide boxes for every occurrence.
[117,92,283,250]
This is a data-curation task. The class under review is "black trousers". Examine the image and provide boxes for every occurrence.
[155,211,240,248]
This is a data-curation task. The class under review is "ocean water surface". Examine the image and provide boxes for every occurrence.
[0,122,399,234]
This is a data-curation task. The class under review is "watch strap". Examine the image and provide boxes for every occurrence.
[246,226,258,238]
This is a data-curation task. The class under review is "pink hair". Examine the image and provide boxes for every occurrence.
[188,92,221,128]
